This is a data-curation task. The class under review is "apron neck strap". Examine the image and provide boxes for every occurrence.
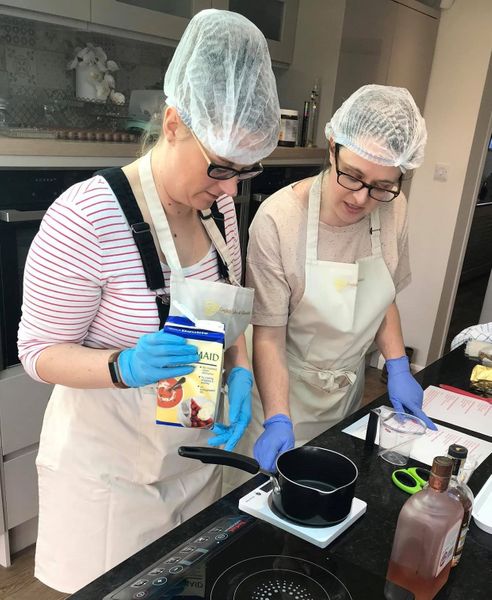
[138,150,183,273]
[200,208,240,286]
[306,172,324,261]
[369,208,382,256]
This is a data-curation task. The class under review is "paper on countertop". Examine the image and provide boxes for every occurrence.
[342,408,492,468]
[423,385,492,438]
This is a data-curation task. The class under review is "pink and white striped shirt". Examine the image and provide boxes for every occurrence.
[18,175,242,382]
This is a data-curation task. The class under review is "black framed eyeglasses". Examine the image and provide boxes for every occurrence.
[191,130,263,181]
[334,143,402,202]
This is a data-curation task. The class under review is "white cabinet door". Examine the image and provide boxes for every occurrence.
[0,366,52,456]
[334,0,438,113]
[385,1,439,111]
[212,0,299,64]
[0,475,5,534]
[0,0,91,21]
[333,0,395,112]
[3,449,38,529]
[90,0,211,41]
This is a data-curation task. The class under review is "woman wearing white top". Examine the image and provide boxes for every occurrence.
[17,9,280,593]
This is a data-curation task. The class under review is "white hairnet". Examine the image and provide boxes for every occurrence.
[164,9,280,165]
[325,85,427,172]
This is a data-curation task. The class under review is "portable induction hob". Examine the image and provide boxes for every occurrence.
[104,505,383,599]
[239,480,367,548]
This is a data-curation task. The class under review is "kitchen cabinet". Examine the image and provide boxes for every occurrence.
[2,0,299,64]
[0,0,91,21]
[90,0,211,42]
[0,366,52,566]
[212,0,299,64]
[0,472,6,565]
[384,2,439,110]
[3,450,38,529]
[334,0,439,112]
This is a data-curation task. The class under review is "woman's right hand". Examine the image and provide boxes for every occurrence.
[253,414,295,472]
[118,331,198,388]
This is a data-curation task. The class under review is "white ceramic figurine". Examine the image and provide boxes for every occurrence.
[68,43,125,104]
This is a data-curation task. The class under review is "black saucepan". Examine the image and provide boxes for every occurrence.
[178,445,358,527]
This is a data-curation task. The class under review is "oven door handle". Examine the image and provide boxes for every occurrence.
[0,209,46,222]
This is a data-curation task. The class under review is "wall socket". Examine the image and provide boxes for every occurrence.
[434,163,449,182]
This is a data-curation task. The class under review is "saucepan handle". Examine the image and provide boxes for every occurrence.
[178,446,260,475]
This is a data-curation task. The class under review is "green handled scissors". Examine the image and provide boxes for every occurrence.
[392,466,431,494]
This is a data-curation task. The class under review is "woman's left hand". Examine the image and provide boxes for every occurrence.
[386,356,437,430]
[208,367,253,451]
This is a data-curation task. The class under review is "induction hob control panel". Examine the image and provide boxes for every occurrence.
[103,515,254,599]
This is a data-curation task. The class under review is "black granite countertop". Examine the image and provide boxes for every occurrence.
[70,346,492,599]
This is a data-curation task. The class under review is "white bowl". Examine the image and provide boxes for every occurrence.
[473,474,492,534]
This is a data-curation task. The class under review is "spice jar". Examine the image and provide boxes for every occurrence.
[278,109,298,147]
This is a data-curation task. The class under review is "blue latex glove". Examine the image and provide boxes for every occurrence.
[118,331,198,388]
[208,367,253,452]
[386,356,437,430]
[253,414,295,472]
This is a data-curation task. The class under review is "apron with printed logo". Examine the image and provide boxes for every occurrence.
[223,172,395,494]
[35,151,253,593]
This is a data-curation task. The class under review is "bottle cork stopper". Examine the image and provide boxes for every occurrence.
[431,456,453,477]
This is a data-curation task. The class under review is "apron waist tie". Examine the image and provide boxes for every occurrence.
[287,352,361,392]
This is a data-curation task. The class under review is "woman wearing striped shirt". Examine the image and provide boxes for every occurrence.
[18,10,280,594]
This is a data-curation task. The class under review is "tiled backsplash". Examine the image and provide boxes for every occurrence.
[0,14,173,131]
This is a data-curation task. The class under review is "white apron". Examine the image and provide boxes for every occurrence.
[223,172,395,494]
[138,150,254,350]
[35,154,253,594]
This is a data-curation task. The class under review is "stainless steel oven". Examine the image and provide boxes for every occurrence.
[0,169,96,369]
[230,164,322,282]
[247,163,322,234]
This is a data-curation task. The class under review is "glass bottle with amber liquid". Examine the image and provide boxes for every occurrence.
[385,456,464,600]
[447,444,474,567]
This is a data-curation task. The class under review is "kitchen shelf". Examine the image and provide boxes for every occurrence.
[0,138,326,167]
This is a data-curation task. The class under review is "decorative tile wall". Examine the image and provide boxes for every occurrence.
[0,14,173,130]
[6,47,36,89]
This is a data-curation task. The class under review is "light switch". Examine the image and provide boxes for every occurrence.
[434,163,449,182]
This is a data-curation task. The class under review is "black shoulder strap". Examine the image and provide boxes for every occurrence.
[95,168,230,326]
[199,202,229,281]
[95,167,170,327]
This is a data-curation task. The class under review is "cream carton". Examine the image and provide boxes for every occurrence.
[156,316,225,428]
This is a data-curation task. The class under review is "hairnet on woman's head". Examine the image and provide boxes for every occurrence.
[164,9,280,165]
[325,84,427,172]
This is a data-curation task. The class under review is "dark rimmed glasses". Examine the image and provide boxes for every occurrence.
[334,143,402,202]
[191,130,263,181]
